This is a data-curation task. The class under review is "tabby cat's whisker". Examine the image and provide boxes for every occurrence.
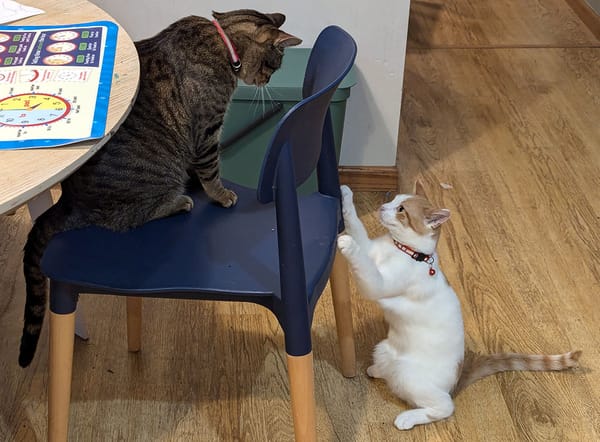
[265,84,284,101]
[249,87,261,116]
[263,85,276,106]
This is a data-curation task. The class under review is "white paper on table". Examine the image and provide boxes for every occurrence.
[0,0,44,24]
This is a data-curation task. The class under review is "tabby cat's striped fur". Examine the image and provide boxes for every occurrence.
[337,184,581,430]
[19,10,301,367]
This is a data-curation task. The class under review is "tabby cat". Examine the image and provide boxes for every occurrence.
[19,10,301,367]
[337,184,581,430]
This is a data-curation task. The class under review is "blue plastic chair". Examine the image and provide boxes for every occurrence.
[42,26,357,441]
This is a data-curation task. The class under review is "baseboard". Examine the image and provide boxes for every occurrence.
[565,0,600,39]
[338,166,399,192]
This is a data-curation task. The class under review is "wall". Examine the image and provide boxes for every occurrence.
[584,0,600,14]
[91,0,410,167]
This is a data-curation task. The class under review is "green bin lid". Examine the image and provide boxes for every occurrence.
[232,47,356,102]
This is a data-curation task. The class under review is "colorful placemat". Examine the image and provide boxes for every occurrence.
[0,21,118,149]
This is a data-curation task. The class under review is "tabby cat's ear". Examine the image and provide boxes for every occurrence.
[267,13,286,27]
[275,31,302,48]
[425,209,451,229]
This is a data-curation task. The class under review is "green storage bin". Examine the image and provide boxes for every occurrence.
[220,47,356,191]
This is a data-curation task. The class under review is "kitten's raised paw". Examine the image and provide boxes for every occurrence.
[340,185,354,207]
[340,185,353,199]
[337,234,357,254]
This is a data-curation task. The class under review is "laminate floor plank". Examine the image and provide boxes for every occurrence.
[408,0,600,48]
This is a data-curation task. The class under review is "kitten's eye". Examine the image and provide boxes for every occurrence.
[397,206,404,213]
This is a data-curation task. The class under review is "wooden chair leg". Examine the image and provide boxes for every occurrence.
[286,352,317,442]
[126,297,142,352]
[329,250,356,377]
[48,311,75,442]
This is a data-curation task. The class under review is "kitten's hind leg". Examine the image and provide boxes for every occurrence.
[366,364,383,379]
[394,389,454,430]
[367,338,394,379]
[149,195,193,221]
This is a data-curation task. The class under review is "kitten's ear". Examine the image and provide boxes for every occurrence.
[275,31,302,48]
[413,179,427,197]
[425,209,451,229]
[267,13,286,27]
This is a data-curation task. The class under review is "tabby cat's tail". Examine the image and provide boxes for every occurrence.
[19,199,77,367]
[453,350,582,395]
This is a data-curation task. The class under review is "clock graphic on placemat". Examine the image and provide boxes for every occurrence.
[0,93,71,127]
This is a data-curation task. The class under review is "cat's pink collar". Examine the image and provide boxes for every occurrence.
[212,18,242,72]
[393,240,436,276]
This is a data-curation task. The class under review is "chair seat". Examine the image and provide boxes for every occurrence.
[41,181,340,304]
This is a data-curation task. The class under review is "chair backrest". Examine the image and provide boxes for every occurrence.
[257,26,357,203]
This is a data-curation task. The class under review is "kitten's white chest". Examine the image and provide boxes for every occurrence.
[375,247,466,388]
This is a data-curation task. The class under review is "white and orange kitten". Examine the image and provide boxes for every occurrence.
[337,184,581,430]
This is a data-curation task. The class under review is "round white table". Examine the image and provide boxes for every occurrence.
[0,0,140,216]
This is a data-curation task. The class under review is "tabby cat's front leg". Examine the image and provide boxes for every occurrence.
[193,142,238,208]
[201,176,238,208]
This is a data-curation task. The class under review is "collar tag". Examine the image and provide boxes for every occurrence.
[393,240,436,277]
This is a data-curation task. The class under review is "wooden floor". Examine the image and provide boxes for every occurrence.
[1,1,600,440]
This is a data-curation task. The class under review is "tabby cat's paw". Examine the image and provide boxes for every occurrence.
[337,234,357,255]
[217,189,238,208]
[177,195,194,212]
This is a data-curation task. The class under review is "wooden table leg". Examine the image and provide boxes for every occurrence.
[26,189,54,220]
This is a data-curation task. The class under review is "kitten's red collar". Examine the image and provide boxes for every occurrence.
[212,18,241,72]
[393,240,436,276]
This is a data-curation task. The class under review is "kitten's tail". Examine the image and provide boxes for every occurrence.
[19,198,80,367]
[453,350,582,395]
